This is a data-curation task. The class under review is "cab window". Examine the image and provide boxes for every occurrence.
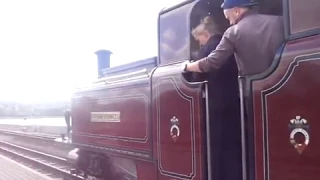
[288,0,320,35]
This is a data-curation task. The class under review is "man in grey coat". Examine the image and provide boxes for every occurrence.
[183,0,284,76]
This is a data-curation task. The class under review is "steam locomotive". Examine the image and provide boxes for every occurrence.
[67,0,320,179]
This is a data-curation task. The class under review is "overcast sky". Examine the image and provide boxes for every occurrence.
[0,0,182,103]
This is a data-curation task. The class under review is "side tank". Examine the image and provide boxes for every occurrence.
[70,66,157,179]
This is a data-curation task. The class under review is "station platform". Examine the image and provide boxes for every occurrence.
[0,155,52,180]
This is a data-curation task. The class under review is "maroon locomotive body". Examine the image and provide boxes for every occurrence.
[67,0,320,179]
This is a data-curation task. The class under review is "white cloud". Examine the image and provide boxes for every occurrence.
[0,0,172,102]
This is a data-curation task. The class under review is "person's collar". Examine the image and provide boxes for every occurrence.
[208,34,223,42]
[234,9,257,25]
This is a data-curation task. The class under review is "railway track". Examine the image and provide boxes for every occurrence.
[0,141,83,180]
[0,129,59,141]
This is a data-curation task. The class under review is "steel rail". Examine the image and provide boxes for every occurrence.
[0,129,59,141]
[0,141,83,180]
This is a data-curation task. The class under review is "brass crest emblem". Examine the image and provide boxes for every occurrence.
[288,116,310,155]
[170,116,180,142]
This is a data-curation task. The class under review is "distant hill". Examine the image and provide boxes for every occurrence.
[0,100,70,118]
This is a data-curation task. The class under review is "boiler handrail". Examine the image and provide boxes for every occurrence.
[94,68,149,84]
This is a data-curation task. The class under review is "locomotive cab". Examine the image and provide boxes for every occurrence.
[157,0,283,179]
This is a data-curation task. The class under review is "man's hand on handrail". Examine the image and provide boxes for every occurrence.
[181,60,201,73]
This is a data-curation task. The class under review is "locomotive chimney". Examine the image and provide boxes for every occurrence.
[95,49,112,78]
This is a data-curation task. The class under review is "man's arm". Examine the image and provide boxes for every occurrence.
[185,29,236,72]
